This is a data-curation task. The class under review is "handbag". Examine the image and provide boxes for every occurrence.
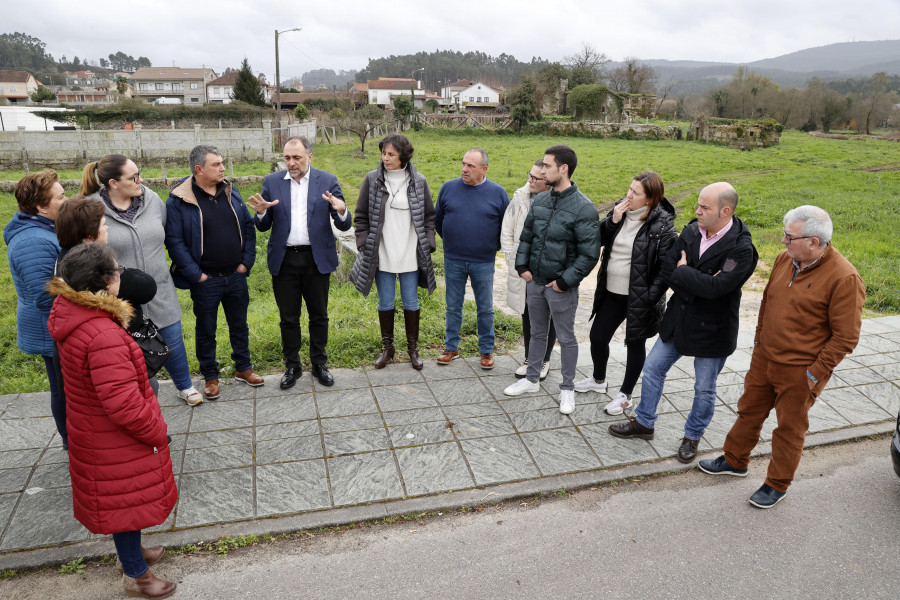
[131,318,171,378]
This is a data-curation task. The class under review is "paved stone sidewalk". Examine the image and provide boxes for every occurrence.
[1,317,898,563]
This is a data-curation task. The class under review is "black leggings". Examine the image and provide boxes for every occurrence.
[588,292,647,395]
[523,304,556,362]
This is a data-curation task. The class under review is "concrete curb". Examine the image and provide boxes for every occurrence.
[1,419,892,572]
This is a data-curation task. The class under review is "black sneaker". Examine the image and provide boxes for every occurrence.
[698,455,748,477]
[608,417,654,440]
[749,483,786,509]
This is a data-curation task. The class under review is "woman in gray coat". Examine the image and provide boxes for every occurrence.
[80,154,202,406]
[349,134,436,370]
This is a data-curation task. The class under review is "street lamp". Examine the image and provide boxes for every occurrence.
[275,26,302,144]
[410,67,424,110]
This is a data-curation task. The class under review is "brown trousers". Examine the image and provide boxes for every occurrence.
[723,350,827,493]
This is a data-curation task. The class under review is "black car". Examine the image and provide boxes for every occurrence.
[892,410,900,478]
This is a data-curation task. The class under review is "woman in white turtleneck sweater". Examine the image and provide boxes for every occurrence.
[350,134,436,370]
[574,172,676,416]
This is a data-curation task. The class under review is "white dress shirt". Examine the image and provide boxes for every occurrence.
[286,169,311,246]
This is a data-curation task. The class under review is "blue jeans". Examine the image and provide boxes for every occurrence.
[190,272,252,381]
[158,320,193,391]
[443,257,495,353]
[112,530,146,578]
[634,337,728,440]
[375,270,420,311]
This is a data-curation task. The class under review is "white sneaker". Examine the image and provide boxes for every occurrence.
[515,361,528,378]
[604,392,633,416]
[559,390,576,414]
[504,378,540,396]
[574,377,607,393]
[540,361,551,381]
[178,386,203,406]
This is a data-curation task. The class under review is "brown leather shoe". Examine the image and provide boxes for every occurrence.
[677,437,699,464]
[480,353,495,369]
[203,379,220,400]
[436,349,458,365]
[123,569,176,599]
[235,368,264,387]
[608,417,655,440]
[117,545,165,574]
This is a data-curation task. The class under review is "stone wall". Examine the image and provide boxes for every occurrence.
[533,121,683,140]
[0,119,321,168]
[687,117,782,150]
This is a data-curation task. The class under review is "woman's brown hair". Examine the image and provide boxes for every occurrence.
[633,171,664,221]
[14,170,59,215]
[80,154,129,196]
[56,197,106,249]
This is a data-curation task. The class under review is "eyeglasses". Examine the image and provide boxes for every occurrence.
[122,171,141,184]
[527,173,545,183]
[783,229,814,244]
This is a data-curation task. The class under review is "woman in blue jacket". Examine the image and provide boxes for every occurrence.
[3,171,69,447]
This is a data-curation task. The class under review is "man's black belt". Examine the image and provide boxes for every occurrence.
[286,245,312,252]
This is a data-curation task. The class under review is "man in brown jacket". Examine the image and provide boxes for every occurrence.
[699,205,865,508]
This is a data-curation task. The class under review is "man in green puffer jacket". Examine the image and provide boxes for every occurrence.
[505,145,601,415]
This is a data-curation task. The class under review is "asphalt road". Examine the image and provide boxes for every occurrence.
[4,437,899,599]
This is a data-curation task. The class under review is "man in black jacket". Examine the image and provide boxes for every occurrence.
[609,182,758,463]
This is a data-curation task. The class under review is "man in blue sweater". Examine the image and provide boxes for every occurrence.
[435,148,509,369]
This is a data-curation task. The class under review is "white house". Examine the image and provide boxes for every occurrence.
[439,79,471,101]
[458,82,502,108]
[367,78,425,108]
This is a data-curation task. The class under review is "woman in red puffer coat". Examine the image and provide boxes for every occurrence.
[48,243,177,600]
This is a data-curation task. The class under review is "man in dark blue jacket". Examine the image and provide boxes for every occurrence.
[609,182,758,463]
[246,136,350,388]
[434,148,509,369]
[165,144,260,400]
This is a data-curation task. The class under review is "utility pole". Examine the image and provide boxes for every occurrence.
[275,26,302,147]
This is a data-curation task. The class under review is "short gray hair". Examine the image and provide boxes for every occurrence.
[189,144,221,172]
[284,136,312,153]
[467,148,488,167]
[784,205,833,244]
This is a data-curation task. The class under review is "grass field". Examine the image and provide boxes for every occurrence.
[1,128,898,393]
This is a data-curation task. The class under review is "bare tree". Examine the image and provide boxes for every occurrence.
[609,57,658,94]
[563,42,610,82]
[328,105,390,153]
[655,77,679,114]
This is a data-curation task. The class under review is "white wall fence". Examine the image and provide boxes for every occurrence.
[0,119,318,169]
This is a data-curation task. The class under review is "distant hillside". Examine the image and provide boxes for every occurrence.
[636,40,899,94]
[748,40,900,74]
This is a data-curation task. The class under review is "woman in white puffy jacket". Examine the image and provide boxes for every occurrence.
[500,160,556,381]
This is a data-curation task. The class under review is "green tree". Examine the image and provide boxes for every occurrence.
[392,95,416,123]
[568,84,612,120]
[29,85,56,102]
[507,76,541,130]
[0,32,55,70]
[425,98,439,113]
[294,103,309,120]
[232,57,266,107]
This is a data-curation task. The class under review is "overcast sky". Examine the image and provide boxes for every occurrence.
[6,0,899,81]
